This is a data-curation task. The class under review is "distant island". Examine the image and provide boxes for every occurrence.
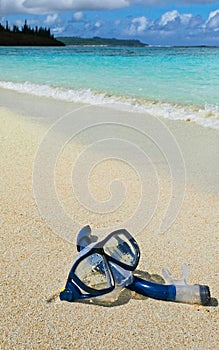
[0,20,64,46]
[0,21,148,47]
[58,36,148,47]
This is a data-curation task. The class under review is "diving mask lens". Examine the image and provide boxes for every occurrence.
[104,232,138,268]
[74,253,114,291]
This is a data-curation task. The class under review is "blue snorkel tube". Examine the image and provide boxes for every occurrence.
[60,226,210,305]
[128,268,210,305]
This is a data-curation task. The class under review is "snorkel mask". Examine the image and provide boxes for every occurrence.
[60,228,139,303]
[60,226,211,305]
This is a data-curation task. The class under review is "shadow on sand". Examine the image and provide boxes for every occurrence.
[46,269,218,308]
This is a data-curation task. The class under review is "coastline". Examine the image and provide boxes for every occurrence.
[0,80,218,130]
[1,89,218,349]
[0,87,218,194]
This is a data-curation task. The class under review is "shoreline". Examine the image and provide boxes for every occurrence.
[0,87,218,195]
[1,89,218,349]
[0,82,218,130]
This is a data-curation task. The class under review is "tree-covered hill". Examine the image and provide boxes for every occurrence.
[0,21,64,46]
[58,36,148,47]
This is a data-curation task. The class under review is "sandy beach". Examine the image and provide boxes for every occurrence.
[1,89,218,349]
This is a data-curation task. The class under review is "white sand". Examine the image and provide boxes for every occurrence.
[0,90,218,349]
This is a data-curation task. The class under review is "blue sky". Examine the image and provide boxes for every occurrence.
[0,1,219,45]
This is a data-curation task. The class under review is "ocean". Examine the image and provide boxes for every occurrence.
[0,46,218,129]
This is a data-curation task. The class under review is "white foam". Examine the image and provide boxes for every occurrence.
[0,81,111,105]
[0,80,218,130]
[132,100,219,130]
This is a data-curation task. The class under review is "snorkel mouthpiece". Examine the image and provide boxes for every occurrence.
[162,263,211,305]
[175,284,210,305]
[200,285,211,305]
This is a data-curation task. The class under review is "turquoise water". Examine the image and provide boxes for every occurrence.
[0,46,219,128]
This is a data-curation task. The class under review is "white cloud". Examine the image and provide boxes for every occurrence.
[159,10,192,28]
[124,8,219,45]
[0,0,130,15]
[0,1,218,15]
[73,11,83,22]
[204,9,219,30]
[44,13,59,25]
[159,10,179,26]
[128,16,149,35]
[94,21,102,28]
[188,15,203,29]
[208,9,219,21]
[179,13,192,25]
[52,26,65,35]
[0,0,25,15]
